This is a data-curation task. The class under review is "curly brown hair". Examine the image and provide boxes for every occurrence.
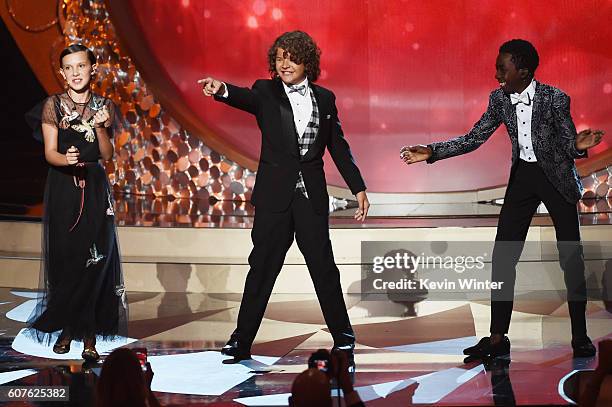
[267,31,321,82]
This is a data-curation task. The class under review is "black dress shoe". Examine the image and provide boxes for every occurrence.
[222,355,252,364]
[221,339,251,361]
[463,337,491,356]
[572,336,596,358]
[463,336,511,359]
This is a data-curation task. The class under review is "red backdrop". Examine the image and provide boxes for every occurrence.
[121,0,612,193]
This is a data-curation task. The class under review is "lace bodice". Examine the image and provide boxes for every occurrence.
[41,93,115,161]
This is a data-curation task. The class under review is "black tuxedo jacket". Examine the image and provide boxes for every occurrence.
[427,81,586,203]
[215,79,366,214]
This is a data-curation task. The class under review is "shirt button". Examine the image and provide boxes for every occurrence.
[526,146,529,149]
[522,122,526,124]
[521,110,524,113]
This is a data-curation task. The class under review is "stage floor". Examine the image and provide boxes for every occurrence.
[1,288,610,406]
[1,194,611,229]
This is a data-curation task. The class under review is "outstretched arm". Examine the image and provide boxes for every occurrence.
[401,93,503,165]
[198,77,259,115]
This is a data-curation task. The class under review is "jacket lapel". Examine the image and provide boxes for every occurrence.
[301,83,324,160]
[275,80,300,157]
[310,83,323,120]
[503,93,518,140]
[530,81,543,143]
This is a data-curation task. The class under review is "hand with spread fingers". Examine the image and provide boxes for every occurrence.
[575,129,604,151]
[400,144,432,164]
[197,77,226,97]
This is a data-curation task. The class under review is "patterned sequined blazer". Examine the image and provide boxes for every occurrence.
[427,81,586,203]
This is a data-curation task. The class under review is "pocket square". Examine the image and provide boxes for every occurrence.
[325,114,331,119]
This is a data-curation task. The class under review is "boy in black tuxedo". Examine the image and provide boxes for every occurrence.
[401,39,603,360]
[199,31,369,363]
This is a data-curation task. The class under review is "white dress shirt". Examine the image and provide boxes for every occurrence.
[513,79,537,162]
[282,78,313,139]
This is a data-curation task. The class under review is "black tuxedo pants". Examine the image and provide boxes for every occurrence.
[490,159,587,338]
[232,191,354,349]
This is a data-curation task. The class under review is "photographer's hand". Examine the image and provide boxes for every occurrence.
[330,349,362,406]
[144,362,162,407]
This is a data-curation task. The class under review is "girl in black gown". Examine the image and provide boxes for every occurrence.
[26,44,127,361]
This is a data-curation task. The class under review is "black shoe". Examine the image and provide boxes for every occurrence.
[53,341,71,354]
[463,354,483,364]
[463,336,510,358]
[53,331,72,354]
[81,347,100,362]
[81,338,99,362]
[572,336,596,358]
[221,338,251,361]
[463,337,490,356]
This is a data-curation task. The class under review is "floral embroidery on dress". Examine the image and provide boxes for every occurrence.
[85,243,105,268]
[106,192,115,216]
[115,285,127,309]
[59,100,79,130]
[90,95,105,112]
[71,121,97,142]
[59,95,106,142]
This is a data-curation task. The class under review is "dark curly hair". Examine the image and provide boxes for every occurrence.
[267,31,321,82]
[499,39,539,78]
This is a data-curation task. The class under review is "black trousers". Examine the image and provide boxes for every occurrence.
[231,191,354,348]
[490,160,587,337]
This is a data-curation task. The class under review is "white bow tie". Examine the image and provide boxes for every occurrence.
[510,92,531,106]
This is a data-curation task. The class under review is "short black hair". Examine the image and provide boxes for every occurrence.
[59,43,97,66]
[268,31,321,82]
[499,39,539,77]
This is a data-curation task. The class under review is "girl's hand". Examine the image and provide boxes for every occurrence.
[65,146,80,165]
[93,106,110,128]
